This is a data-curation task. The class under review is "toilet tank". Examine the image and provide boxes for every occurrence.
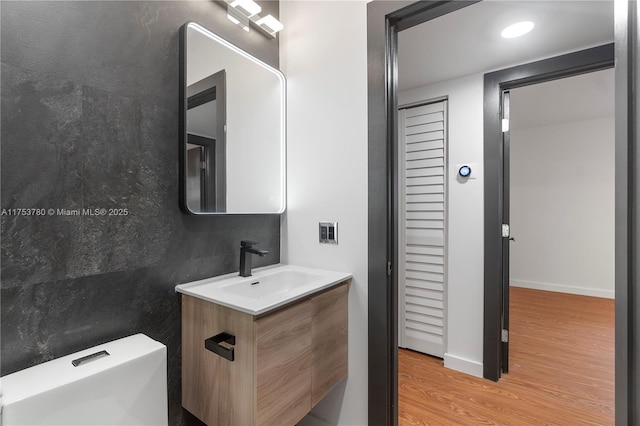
[0,333,168,426]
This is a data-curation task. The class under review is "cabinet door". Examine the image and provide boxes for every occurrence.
[182,295,256,426]
[256,299,312,426]
[311,281,350,407]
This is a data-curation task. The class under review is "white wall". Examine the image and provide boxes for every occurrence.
[277,6,613,423]
[280,1,369,425]
[510,118,615,298]
[399,74,485,377]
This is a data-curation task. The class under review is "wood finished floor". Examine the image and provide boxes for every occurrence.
[398,287,614,426]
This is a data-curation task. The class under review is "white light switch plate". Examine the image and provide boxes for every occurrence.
[319,221,338,244]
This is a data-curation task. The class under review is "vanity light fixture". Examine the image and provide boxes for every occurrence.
[501,21,535,39]
[225,0,284,38]
[256,15,284,37]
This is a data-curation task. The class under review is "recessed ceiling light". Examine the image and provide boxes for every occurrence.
[501,21,535,39]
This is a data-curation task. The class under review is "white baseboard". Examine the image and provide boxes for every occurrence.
[443,353,483,378]
[510,279,614,299]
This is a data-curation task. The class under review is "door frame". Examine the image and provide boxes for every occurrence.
[367,1,639,425]
[367,4,479,423]
[483,43,615,381]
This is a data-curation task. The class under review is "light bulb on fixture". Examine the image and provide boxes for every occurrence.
[501,21,535,38]
[224,0,284,38]
[230,0,261,18]
[256,14,284,36]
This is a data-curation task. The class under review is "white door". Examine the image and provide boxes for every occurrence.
[398,100,447,358]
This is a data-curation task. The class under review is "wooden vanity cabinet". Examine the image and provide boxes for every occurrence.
[181,280,350,426]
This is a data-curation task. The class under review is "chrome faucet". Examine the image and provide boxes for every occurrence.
[239,240,269,277]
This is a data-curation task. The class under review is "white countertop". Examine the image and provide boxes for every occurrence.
[175,264,352,315]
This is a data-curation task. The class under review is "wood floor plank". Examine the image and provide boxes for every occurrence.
[399,287,614,425]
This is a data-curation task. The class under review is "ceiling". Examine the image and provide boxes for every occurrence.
[398,1,614,92]
[510,68,614,130]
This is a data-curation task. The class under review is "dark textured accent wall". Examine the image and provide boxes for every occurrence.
[0,1,280,424]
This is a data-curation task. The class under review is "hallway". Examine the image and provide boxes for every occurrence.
[398,287,614,425]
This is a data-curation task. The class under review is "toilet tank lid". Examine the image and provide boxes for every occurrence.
[1,333,166,405]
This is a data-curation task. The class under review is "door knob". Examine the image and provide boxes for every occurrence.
[509,237,515,242]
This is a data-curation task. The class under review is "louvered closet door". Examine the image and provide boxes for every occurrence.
[398,100,447,358]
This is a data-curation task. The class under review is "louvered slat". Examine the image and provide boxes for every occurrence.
[406,220,444,230]
[405,302,443,317]
[406,261,444,274]
[405,111,444,127]
[405,278,444,292]
[406,175,444,185]
[406,320,442,336]
[406,139,444,152]
[406,167,444,179]
[406,244,444,256]
[406,121,444,135]
[406,312,444,327]
[406,202,444,211]
[406,270,443,283]
[406,211,444,221]
[406,286,444,300]
[406,184,444,195]
[405,253,444,264]
[406,131,444,144]
[406,236,444,247]
[407,229,443,241]
[407,147,444,158]
[406,295,443,309]
[405,102,444,117]
[406,157,444,169]
[406,193,444,203]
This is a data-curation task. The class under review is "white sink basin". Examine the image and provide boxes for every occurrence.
[221,270,323,300]
[175,264,351,315]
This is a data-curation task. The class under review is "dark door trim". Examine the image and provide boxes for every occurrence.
[614,2,639,423]
[483,43,615,381]
[501,89,511,375]
[367,2,479,425]
[369,0,638,424]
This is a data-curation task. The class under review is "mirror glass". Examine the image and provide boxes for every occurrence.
[180,22,286,214]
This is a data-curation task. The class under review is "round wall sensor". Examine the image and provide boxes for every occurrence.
[459,165,471,177]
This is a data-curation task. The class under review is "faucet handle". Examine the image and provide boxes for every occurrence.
[241,240,260,248]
